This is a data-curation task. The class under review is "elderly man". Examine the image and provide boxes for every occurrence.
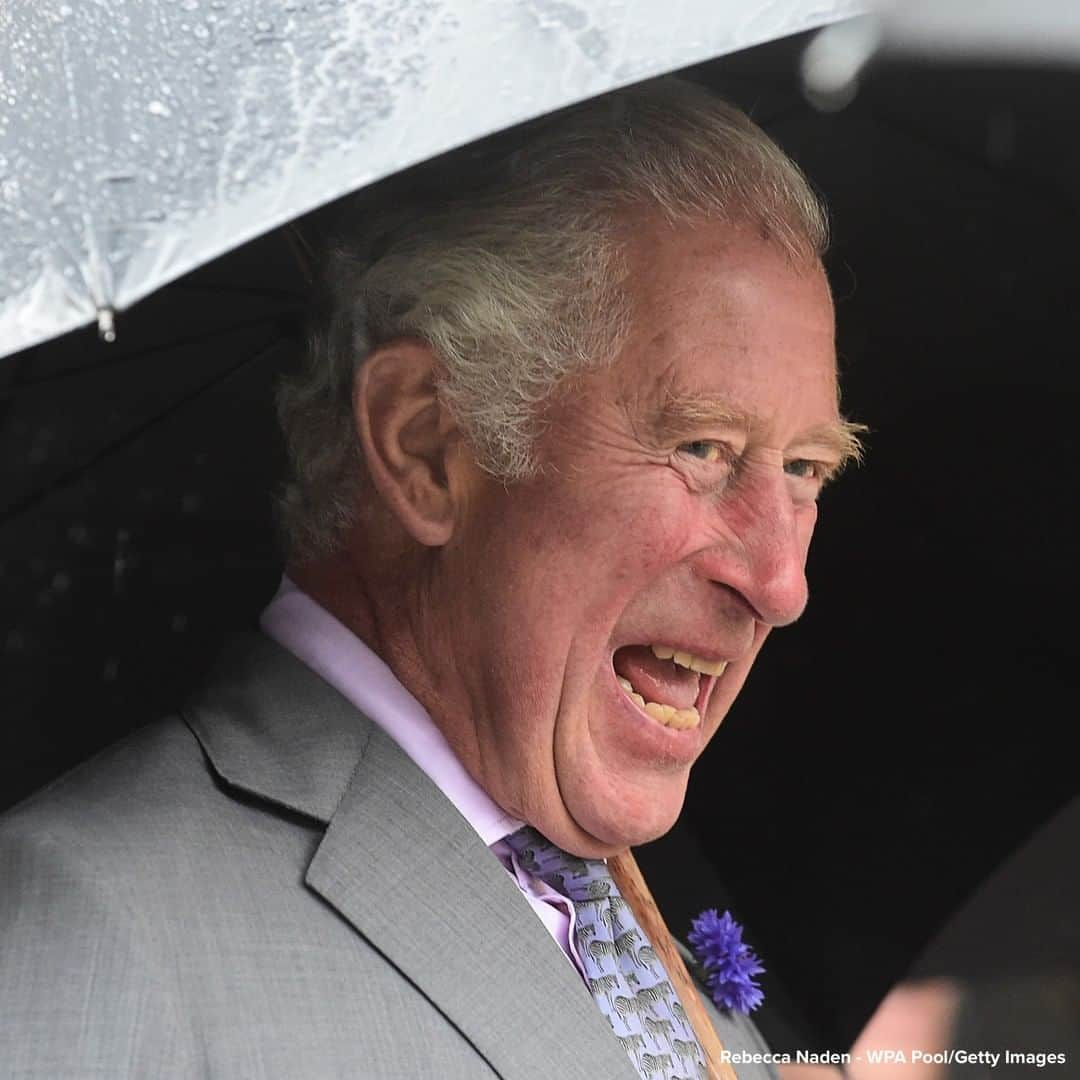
[0,79,861,1079]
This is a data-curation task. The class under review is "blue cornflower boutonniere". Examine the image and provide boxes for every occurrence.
[688,908,765,1015]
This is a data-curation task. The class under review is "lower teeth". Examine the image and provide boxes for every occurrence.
[616,677,700,730]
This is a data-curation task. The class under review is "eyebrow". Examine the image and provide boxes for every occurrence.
[793,420,869,474]
[651,392,868,469]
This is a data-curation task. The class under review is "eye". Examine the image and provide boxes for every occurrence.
[784,458,837,493]
[784,458,823,480]
[678,440,731,465]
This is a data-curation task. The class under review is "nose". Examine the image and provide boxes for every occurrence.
[697,471,812,628]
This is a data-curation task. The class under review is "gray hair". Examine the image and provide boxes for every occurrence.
[276,77,828,560]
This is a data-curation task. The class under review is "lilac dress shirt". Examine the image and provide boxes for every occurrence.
[260,576,588,977]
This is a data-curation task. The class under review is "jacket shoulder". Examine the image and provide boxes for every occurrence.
[1,715,213,851]
[0,719,203,1076]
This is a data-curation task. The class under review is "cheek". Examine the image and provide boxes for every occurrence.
[597,488,705,583]
[491,475,710,617]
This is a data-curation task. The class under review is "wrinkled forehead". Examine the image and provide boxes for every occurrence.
[618,233,838,406]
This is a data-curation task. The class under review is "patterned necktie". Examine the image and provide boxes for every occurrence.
[505,826,707,1080]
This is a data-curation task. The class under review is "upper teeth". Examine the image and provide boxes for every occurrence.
[650,644,728,676]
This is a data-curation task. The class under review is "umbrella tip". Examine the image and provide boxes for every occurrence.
[97,307,117,343]
[801,15,883,112]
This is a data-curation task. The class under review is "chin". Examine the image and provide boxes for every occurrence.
[567,779,688,855]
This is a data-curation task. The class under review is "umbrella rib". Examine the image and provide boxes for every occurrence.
[18,312,302,390]
[0,337,285,528]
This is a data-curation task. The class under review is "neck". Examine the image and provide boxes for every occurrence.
[288,551,383,654]
[287,545,481,777]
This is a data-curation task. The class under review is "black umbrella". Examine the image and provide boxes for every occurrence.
[3,28,1078,1056]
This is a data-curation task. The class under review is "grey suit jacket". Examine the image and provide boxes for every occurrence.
[0,634,778,1078]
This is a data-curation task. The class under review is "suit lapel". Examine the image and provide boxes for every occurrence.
[306,724,638,1080]
[186,634,637,1080]
[183,633,369,822]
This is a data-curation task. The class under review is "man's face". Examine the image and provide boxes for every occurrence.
[436,217,847,856]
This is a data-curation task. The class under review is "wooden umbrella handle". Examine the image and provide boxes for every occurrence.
[609,849,738,1080]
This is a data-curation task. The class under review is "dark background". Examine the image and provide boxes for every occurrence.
[2,31,1077,1051]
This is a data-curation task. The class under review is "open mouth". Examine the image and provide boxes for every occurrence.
[612,643,728,730]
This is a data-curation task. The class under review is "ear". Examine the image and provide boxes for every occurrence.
[353,339,467,547]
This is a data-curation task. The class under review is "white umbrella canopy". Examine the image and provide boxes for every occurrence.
[0,0,863,359]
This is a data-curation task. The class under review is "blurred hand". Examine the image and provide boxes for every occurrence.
[848,979,960,1080]
[777,979,959,1080]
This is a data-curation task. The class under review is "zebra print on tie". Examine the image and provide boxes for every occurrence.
[505,826,707,1080]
